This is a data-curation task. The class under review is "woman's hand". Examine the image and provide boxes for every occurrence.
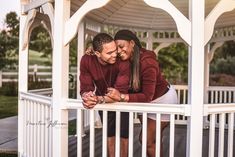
[82,91,98,109]
[106,88,121,101]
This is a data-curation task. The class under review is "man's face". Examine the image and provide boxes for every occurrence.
[96,41,117,65]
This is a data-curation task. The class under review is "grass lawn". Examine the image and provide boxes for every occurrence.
[0,153,17,157]
[0,95,18,119]
[28,49,51,65]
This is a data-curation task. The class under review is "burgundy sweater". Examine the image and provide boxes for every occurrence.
[128,48,169,102]
[80,55,130,96]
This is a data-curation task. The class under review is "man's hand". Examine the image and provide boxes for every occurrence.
[106,88,121,101]
[82,91,98,109]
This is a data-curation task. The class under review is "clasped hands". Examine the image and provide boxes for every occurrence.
[82,88,121,109]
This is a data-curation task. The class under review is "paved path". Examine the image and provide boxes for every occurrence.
[0,116,17,153]
[0,110,76,154]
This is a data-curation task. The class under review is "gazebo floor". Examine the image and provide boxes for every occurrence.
[68,124,235,157]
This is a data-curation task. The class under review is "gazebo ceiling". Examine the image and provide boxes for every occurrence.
[71,0,235,31]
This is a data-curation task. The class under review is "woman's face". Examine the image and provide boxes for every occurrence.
[115,40,134,61]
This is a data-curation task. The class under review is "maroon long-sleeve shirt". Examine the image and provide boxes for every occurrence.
[80,55,130,96]
[128,48,169,102]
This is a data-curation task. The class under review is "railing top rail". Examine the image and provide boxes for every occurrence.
[64,99,191,116]
[207,86,235,91]
[173,85,188,90]
[204,103,235,115]
[20,92,52,106]
[29,88,52,93]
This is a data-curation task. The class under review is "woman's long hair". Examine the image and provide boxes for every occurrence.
[114,30,142,92]
[130,44,141,92]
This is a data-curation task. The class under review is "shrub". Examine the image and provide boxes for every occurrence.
[0,81,18,96]
[210,56,235,75]
[28,80,51,90]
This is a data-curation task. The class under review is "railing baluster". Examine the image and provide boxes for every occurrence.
[40,104,46,156]
[115,111,121,157]
[155,113,161,157]
[77,109,83,157]
[183,89,187,104]
[90,110,95,157]
[49,106,52,157]
[37,102,40,157]
[219,91,222,103]
[228,91,232,103]
[227,113,234,157]
[24,100,31,155]
[142,112,147,157]
[34,102,37,157]
[23,100,27,155]
[128,112,134,157]
[224,91,227,103]
[209,114,215,157]
[45,105,49,157]
[102,111,108,157]
[215,91,218,103]
[169,114,175,157]
[218,113,225,157]
[29,100,33,157]
[211,91,214,103]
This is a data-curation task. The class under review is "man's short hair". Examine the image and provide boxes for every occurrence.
[92,33,114,53]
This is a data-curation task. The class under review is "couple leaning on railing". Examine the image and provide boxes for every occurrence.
[80,30,178,157]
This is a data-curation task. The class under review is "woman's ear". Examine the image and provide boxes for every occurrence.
[130,40,135,48]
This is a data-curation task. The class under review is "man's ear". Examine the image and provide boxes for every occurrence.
[94,51,101,57]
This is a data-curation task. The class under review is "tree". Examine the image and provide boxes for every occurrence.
[29,26,52,65]
[0,12,19,70]
[158,43,188,84]
[5,12,19,36]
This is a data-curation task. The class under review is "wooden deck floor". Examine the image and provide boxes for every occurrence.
[68,124,235,157]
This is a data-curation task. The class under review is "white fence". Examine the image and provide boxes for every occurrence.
[0,65,77,87]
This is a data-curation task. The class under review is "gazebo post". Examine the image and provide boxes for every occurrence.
[18,1,29,156]
[76,21,85,100]
[187,0,205,156]
[76,21,85,157]
[52,0,70,157]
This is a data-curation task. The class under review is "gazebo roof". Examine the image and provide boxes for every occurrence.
[71,0,235,31]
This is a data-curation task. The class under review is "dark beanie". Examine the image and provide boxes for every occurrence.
[114,30,142,48]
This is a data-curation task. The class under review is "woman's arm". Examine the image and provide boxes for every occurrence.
[107,58,159,103]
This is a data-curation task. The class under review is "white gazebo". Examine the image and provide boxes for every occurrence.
[18,0,235,157]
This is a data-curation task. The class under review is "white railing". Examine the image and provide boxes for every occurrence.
[204,86,235,128]
[204,103,235,157]
[173,85,188,124]
[64,99,191,157]
[29,88,53,96]
[20,92,52,157]
[207,86,235,104]
[18,86,235,157]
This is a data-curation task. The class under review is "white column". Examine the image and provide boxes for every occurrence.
[52,0,70,157]
[146,31,153,50]
[204,45,210,103]
[188,0,205,157]
[0,71,2,87]
[77,21,85,99]
[18,3,29,157]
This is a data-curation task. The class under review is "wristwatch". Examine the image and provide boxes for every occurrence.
[120,94,125,102]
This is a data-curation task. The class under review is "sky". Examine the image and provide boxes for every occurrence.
[0,0,20,29]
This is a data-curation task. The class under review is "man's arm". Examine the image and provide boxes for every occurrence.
[80,56,97,108]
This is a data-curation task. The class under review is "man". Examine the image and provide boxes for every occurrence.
[80,33,130,157]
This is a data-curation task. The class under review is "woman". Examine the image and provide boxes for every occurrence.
[107,29,178,157]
